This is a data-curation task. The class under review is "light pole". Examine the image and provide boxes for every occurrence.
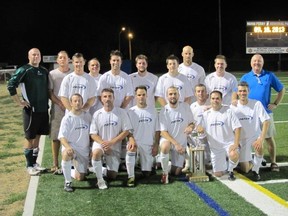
[118,27,126,52]
[128,32,133,60]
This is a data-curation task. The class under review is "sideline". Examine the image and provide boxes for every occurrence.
[22,135,46,216]
[211,170,288,216]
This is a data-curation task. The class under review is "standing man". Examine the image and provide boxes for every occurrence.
[58,52,97,113]
[58,93,91,192]
[155,54,193,107]
[7,48,49,176]
[49,50,72,174]
[128,86,160,178]
[199,90,241,180]
[205,55,238,105]
[90,88,133,189]
[230,82,270,181]
[129,54,158,108]
[179,45,206,102]
[88,57,102,115]
[232,54,285,172]
[158,86,195,184]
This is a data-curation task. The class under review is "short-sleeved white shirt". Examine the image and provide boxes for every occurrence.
[90,107,132,153]
[230,99,270,140]
[190,100,210,125]
[58,111,91,157]
[129,72,158,108]
[128,105,160,146]
[155,73,193,104]
[159,102,194,146]
[97,70,133,108]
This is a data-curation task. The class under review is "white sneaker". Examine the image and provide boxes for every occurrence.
[27,167,41,176]
[33,163,46,172]
[97,179,108,190]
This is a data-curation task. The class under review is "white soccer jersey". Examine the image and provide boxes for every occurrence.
[178,63,206,95]
[159,102,194,146]
[58,111,91,157]
[204,72,238,105]
[58,72,97,105]
[190,100,210,125]
[129,72,158,108]
[97,70,133,108]
[200,105,242,150]
[128,106,160,146]
[155,73,193,103]
[90,107,132,152]
[230,99,270,140]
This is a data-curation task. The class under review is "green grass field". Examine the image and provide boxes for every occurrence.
[32,72,288,215]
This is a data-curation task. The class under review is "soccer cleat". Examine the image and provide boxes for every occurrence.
[228,172,236,181]
[27,167,41,176]
[97,179,108,190]
[33,163,46,172]
[161,173,169,184]
[127,177,135,187]
[261,159,267,166]
[252,171,261,181]
[64,182,73,192]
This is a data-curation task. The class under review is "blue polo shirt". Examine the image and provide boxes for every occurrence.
[239,70,284,114]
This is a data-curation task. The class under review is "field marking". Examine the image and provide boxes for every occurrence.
[207,170,288,216]
[258,179,288,184]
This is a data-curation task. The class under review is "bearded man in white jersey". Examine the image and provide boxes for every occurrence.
[230,81,270,181]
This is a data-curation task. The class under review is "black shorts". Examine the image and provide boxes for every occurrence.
[23,107,49,139]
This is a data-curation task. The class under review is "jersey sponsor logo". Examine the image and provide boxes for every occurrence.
[104,121,118,126]
[213,86,227,92]
[187,74,196,80]
[139,117,152,123]
[210,121,224,127]
[239,115,253,121]
[110,85,124,90]
[73,84,87,89]
[174,85,183,90]
[171,117,184,124]
[75,124,89,130]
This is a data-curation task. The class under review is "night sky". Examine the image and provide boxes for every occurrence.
[1,0,287,72]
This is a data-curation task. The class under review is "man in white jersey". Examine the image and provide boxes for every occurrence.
[159,86,195,184]
[128,86,160,178]
[58,52,97,112]
[230,82,270,181]
[182,84,211,173]
[88,57,102,115]
[129,54,158,108]
[179,45,206,102]
[58,93,91,192]
[199,90,241,180]
[155,54,193,107]
[49,50,72,174]
[90,88,133,189]
[204,55,237,105]
[97,50,134,170]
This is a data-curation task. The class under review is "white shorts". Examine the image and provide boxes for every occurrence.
[62,148,89,174]
[137,145,154,171]
[239,136,257,162]
[210,144,239,173]
[160,138,185,168]
[92,142,121,172]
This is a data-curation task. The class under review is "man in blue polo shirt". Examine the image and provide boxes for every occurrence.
[232,54,285,172]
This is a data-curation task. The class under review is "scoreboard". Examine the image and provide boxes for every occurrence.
[246,21,288,54]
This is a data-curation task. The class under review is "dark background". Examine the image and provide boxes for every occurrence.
[1,0,288,73]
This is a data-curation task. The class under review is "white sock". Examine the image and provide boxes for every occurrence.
[92,160,103,180]
[228,159,238,172]
[71,169,76,179]
[160,152,169,174]
[126,151,136,178]
[102,167,107,177]
[252,154,263,174]
[62,160,72,182]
